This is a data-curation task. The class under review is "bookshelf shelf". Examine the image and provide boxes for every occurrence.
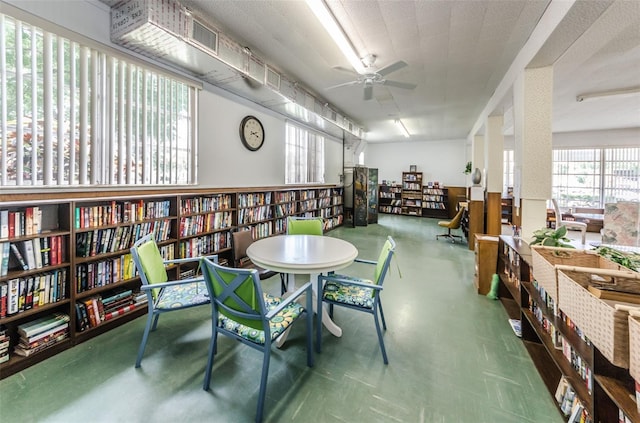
[497,235,637,422]
[0,184,343,379]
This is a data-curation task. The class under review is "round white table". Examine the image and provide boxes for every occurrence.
[246,234,358,348]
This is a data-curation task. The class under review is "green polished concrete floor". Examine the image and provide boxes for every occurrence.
[0,215,563,422]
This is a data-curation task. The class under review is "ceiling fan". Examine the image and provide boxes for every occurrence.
[326,55,417,100]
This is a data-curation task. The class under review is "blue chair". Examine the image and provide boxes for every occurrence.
[130,234,216,368]
[318,236,396,364]
[201,257,313,423]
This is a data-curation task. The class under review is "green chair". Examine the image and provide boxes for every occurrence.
[130,234,217,368]
[286,216,324,235]
[201,258,313,423]
[318,236,396,364]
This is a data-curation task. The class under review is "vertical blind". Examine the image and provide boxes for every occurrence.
[285,121,325,184]
[0,13,198,187]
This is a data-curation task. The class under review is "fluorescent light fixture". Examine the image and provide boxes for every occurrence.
[395,119,410,138]
[306,0,366,74]
[576,86,640,102]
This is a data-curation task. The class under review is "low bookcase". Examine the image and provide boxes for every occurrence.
[496,235,639,422]
[0,184,343,379]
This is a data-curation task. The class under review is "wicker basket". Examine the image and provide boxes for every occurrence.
[531,246,624,303]
[557,265,640,368]
[629,312,640,381]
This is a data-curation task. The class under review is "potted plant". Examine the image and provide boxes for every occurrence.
[463,161,472,175]
[530,225,575,248]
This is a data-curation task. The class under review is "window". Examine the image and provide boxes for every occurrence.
[285,121,325,184]
[503,150,514,194]
[552,147,639,208]
[0,13,198,187]
[503,146,639,208]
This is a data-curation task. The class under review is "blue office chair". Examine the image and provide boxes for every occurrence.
[201,257,313,423]
[130,234,217,368]
[318,236,396,364]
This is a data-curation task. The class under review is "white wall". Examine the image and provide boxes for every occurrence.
[364,139,468,187]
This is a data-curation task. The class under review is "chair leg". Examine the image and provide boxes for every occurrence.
[373,309,389,365]
[329,303,334,318]
[306,289,314,367]
[256,347,271,423]
[378,300,387,330]
[135,310,156,368]
[203,326,218,391]
[316,278,323,353]
[280,273,287,295]
[151,313,160,331]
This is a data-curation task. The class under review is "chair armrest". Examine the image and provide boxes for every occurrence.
[140,276,205,291]
[319,274,383,291]
[354,258,376,265]
[163,254,218,266]
[265,281,313,320]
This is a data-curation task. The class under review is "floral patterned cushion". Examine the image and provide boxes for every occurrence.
[217,293,304,345]
[156,281,210,309]
[323,276,376,309]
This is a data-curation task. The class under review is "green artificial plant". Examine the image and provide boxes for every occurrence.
[530,225,575,248]
[464,161,472,175]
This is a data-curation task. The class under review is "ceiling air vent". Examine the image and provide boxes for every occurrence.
[265,66,280,91]
[190,19,218,55]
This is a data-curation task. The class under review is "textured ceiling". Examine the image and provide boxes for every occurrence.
[104,0,640,143]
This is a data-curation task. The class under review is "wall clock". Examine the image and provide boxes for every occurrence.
[239,115,265,151]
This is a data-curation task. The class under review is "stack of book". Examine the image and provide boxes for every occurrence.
[76,290,140,331]
[0,325,9,363]
[14,313,70,357]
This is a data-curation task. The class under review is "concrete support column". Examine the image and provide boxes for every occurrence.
[485,115,504,235]
[513,66,553,240]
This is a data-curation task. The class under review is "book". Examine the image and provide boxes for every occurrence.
[0,210,8,239]
[7,278,20,315]
[0,282,7,318]
[20,240,36,270]
[104,303,135,320]
[13,332,69,357]
[1,242,9,276]
[508,319,522,337]
[32,238,43,268]
[20,323,68,345]
[10,243,28,270]
[17,313,71,339]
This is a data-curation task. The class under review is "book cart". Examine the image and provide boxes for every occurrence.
[497,236,640,422]
[0,184,344,379]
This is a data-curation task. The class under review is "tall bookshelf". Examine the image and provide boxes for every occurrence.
[0,184,343,379]
[496,236,638,422]
[401,172,423,216]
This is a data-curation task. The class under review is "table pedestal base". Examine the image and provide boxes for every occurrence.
[275,273,342,349]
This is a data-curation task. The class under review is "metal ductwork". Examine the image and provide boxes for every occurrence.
[109,0,363,141]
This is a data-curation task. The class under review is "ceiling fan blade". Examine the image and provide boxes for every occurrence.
[383,79,417,90]
[363,85,373,101]
[325,80,360,90]
[376,60,408,77]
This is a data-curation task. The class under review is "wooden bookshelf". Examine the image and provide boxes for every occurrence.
[0,184,343,379]
[401,172,423,216]
[496,235,639,422]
